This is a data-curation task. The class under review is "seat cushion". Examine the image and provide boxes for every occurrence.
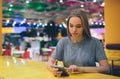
[106,44,120,50]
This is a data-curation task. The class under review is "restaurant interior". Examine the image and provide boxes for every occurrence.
[0,0,120,79]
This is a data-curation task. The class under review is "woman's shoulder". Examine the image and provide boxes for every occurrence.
[59,36,69,41]
[58,36,69,44]
[90,37,101,44]
[91,37,100,41]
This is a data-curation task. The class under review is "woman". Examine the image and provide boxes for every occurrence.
[47,9,110,77]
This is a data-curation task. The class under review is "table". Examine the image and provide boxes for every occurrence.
[0,56,120,79]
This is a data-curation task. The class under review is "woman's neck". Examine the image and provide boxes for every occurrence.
[70,36,84,43]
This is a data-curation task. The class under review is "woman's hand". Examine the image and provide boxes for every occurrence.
[47,58,62,77]
[50,66,63,77]
[67,65,82,74]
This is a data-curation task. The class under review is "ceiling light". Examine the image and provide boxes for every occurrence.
[26,1,30,4]
[10,4,13,7]
[93,0,97,3]
[60,0,63,3]
[81,4,84,7]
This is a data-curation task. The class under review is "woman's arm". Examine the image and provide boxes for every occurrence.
[68,60,110,74]
[79,60,110,73]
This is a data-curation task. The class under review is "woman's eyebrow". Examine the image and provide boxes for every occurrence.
[69,23,82,25]
[77,24,82,25]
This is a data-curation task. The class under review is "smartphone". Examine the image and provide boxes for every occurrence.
[54,66,69,77]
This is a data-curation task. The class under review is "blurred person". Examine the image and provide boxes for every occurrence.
[47,9,110,77]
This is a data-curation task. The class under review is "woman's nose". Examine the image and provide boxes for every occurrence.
[72,27,77,31]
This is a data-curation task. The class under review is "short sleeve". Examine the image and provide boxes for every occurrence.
[95,39,107,62]
[51,39,64,61]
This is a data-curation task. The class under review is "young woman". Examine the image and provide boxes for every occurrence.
[47,9,110,77]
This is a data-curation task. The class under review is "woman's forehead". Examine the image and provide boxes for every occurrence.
[69,16,82,23]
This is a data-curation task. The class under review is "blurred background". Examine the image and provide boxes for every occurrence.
[2,0,105,49]
[2,0,105,60]
[1,0,120,77]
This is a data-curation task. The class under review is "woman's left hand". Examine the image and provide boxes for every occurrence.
[67,65,82,74]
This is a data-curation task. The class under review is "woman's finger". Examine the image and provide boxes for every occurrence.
[69,65,78,72]
[53,70,62,77]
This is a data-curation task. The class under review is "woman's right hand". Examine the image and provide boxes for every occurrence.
[47,58,62,77]
[50,65,63,77]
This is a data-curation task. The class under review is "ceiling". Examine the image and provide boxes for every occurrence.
[2,0,104,24]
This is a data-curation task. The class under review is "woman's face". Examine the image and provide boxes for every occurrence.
[68,16,84,38]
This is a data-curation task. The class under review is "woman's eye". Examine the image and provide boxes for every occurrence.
[76,25,82,28]
[69,25,73,28]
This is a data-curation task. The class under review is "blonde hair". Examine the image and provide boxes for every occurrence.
[66,9,91,38]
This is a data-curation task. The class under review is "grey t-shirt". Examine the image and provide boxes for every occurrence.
[52,36,107,67]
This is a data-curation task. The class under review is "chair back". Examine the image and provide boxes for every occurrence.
[22,50,30,59]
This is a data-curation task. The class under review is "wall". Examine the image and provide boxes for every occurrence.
[105,0,120,44]
[0,0,2,55]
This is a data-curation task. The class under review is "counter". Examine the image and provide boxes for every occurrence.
[0,56,120,79]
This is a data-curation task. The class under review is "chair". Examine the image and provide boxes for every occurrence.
[22,50,30,59]
[105,44,120,76]
[39,48,50,61]
[49,48,55,56]
[2,47,11,56]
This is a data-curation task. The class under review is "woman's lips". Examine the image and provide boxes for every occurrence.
[72,33,78,35]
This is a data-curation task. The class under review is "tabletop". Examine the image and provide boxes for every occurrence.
[0,56,120,79]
